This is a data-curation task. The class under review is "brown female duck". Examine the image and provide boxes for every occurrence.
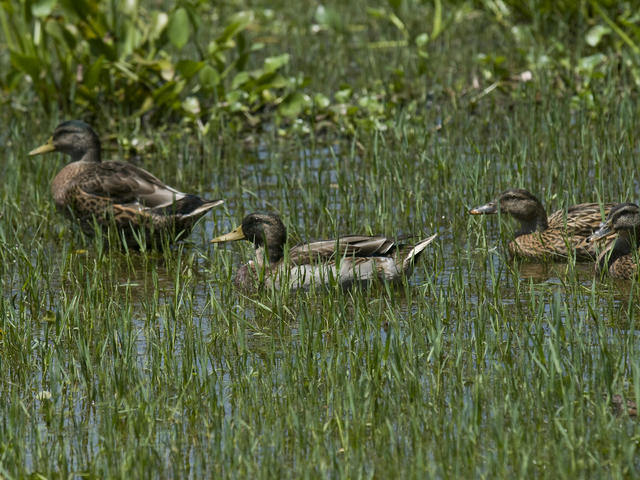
[470,189,614,261]
[210,213,437,291]
[588,203,640,279]
[29,120,223,248]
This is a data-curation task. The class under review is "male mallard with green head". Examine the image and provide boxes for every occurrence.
[210,213,437,291]
[588,202,640,279]
[470,188,614,261]
[30,120,223,248]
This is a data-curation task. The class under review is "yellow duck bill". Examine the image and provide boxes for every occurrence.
[211,225,246,243]
[29,137,56,156]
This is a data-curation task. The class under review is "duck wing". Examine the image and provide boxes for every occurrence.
[289,235,397,265]
[77,161,187,208]
[548,203,614,236]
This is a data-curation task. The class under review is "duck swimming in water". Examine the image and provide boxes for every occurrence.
[470,188,614,261]
[29,120,223,248]
[210,212,437,291]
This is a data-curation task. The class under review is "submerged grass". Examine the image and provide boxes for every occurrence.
[2,1,640,478]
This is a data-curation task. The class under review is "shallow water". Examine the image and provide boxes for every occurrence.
[4,132,640,476]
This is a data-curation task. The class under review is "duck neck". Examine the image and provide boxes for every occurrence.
[74,147,101,163]
[254,244,284,268]
[599,234,635,271]
[516,215,548,237]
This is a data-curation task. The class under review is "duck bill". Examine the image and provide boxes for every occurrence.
[587,223,612,242]
[469,202,497,215]
[29,137,56,156]
[211,225,245,243]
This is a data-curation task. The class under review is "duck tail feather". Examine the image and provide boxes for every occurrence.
[184,197,224,217]
[402,233,438,271]
[154,195,224,217]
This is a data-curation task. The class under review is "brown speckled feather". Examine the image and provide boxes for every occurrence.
[33,120,223,248]
[471,189,614,262]
[509,229,598,261]
[595,243,639,280]
[510,203,615,261]
[603,253,638,279]
[548,203,614,237]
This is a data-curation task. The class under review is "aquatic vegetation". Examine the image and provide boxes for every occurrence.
[1,0,640,478]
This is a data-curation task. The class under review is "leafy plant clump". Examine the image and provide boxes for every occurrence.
[2,1,640,132]
[1,1,313,126]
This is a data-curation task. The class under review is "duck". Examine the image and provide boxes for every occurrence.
[469,188,614,261]
[29,120,223,248]
[588,202,640,279]
[210,212,438,291]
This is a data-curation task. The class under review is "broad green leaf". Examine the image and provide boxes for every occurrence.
[44,20,66,44]
[226,89,248,112]
[149,11,169,42]
[134,96,154,116]
[231,71,250,90]
[313,93,330,109]
[578,53,606,73]
[9,50,41,79]
[585,25,610,47]
[182,96,200,116]
[315,7,348,33]
[75,85,96,103]
[122,0,138,15]
[278,92,309,117]
[388,0,402,11]
[122,23,142,56]
[217,11,253,43]
[415,32,429,48]
[31,0,57,17]
[334,88,352,103]
[175,59,204,80]
[153,79,184,106]
[59,0,96,20]
[168,7,190,49]
[83,55,104,88]
[199,65,220,88]
[87,37,117,61]
[314,5,329,24]
[253,72,289,90]
[263,54,289,74]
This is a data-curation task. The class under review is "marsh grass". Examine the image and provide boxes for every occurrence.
[2,2,640,478]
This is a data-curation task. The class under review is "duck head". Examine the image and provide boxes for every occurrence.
[29,120,101,163]
[211,213,287,265]
[589,203,640,246]
[470,189,548,235]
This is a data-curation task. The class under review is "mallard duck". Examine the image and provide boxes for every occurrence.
[469,189,614,261]
[210,212,438,291]
[588,203,640,279]
[29,120,223,248]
